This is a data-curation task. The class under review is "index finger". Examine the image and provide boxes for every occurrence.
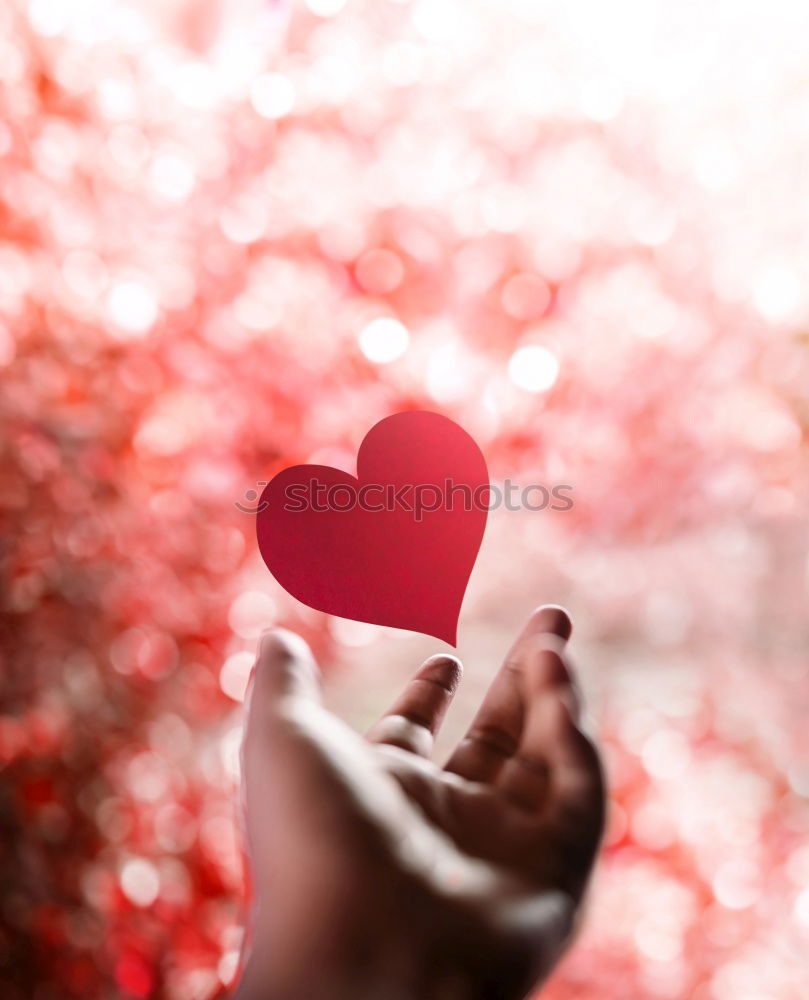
[443,605,572,782]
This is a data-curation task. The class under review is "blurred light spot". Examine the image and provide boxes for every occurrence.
[508,344,559,392]
[382,42,424,86]
[149,152,195,202]
[319,223,367,261]
[355,248,404,293]
[747,410,800,453]
[788,766,809,798]
[251,73,295,119]
[174,61,222,110]
[228,591,277,639]
[29,0,68,37]
[693,139,739,191]
[713,859,759,910]
[358,317,409,363]
[579,78,624,121]
[96,798,131,842]
[794,888,809,928]
[426,340,476,403]
[107,280,158,336]
[110,628,178,679]
[412,0,464,42]
[307,446,356,472]
[643,588,693,644]
[158,858,192,907]
[481,182,526,233]
[630,203,676,247]
[0,322,16,367]
[220,725,242,780]
[107,124,149,171]
[501,273,550,320]
[199,814,239,868]
[753,264,802,322]
[219,198,268,244]
[634,918,682,961]
[786,845,809,885]
[641,729,690,779]
[120,858,160,908]
[631,800,676,849]
[219,651,255,702]
[62,250,107,300]
[0,42,25,87]
[154,803,197,854]
[329,617,378,647]
[134,412,195,457]
[97,78,136,121]
[128,752,170,802]
[218,952,239,987]
[602,800,627,846]
[233,288,283,332]
[305,0,346,15]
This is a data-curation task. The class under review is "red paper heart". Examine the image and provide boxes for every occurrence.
[256,411,488,644]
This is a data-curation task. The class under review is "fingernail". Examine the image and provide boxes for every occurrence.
[258,628,307,664]
[535,605,572,641]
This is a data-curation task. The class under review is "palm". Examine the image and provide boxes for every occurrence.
[372,746,593,902]
[237,607,604,1000]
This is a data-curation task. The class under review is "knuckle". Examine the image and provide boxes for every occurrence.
[511,752,551,778]
[466,723,519,757]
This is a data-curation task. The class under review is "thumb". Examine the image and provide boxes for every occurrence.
[240,629,322,836]
[244,629,322,732]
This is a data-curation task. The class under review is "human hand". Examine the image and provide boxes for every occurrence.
[233,606,605,1000]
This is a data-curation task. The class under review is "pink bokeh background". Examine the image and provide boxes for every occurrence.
[1,0,809,997]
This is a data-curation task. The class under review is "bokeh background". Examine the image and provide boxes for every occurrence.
[2,0,809,996]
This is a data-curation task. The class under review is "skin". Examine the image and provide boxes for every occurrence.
[233,606,605,1000]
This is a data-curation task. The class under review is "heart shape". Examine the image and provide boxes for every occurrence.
[256,411,489,644]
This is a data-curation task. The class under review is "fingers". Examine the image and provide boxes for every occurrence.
[444,605,572,782]
[240,630,320,868]
[493,635,604,902]
[497,639,605,866]
[241,629,376,836]
[543,700,604,837]
[496,639,580,811]
[239,629,400,882]
[366,654,463,757]
[508,604,573,650]
[534,694,605,897]
[243,629,321,748]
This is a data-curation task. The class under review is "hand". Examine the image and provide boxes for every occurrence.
[233,606,605,1000]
